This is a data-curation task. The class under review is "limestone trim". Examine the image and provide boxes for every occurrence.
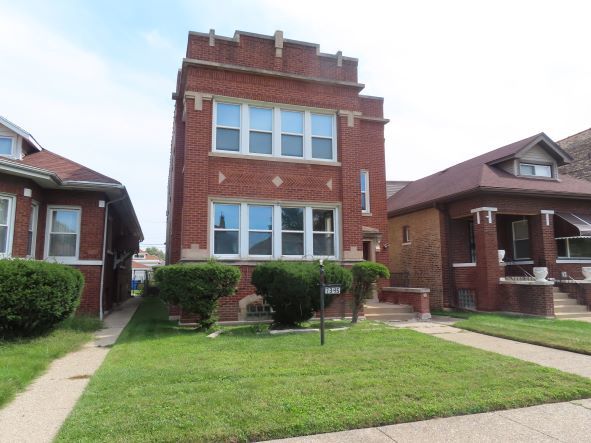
[209,151,341,167]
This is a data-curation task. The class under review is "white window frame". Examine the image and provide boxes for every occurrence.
[519,162,553,178]
[311,208,336,257]
[0,193,16,258]
[280,206,306,259]
[212,98,337,162]
[512,219,530,260]
[211,201,339,260]
[0,135,15,158]
[248,106,274,156]
[247,204,274,258]
[360,170,370,213]
[26,201,39,258]
[44,206,82,262]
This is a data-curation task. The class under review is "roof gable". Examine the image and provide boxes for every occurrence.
[0,116,42,152]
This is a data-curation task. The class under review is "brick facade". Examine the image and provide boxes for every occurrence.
[167,31,389,322]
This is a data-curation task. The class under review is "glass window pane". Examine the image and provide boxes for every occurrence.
[249,205,273,230]
[0,199,8,224]
[520,164,535,176]
[360,172,367,192]
[282,232,304,255]
[513,221,529,240]
[569,238,591,258]
[313,233,334,256]
[311,114,332,137]
[514,239,530,259]
[249,107,272,131]
[312,138,333,159]
[281,134,303,157]
[249,232,272,255]
[49,233,77,256]
[216,128,240,151]
[27,231,33,256]
[214,231,239,254]
[217,103,241,127]
[51,210,78,233]
[313,209,334,232]
[281,110,303,134]
[214,204,239,229]
[281,208,304,230]
[249,132,272,154]
[361,193,367,211]
[0,226,7,253]
[557,239,567,257]
[535,165,552,177]
[0,137,12,155]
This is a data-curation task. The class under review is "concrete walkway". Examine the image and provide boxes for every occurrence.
[266,398,591,442]
[391,317,591,378]
[0,297,141,443]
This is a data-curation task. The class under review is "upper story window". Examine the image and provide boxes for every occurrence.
[213,100,337,162]
[212,201,338,260]
[46,207,81,260]
[27,202,39,258]
[0,136,14,157]
[0,194,15,257]
[360,170,370,213]
[402,225,411,244]
[519,163,552,178]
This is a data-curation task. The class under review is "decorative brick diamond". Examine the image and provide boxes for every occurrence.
[218,171,226,184]
[326,178,333,190]
[272,176,283,187]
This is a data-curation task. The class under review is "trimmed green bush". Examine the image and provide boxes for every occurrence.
[154,261,241,329]
[351,261,390,323]
[0,259,84,337]
[251,261,352,326]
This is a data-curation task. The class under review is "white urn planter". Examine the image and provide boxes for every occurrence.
[498,250,506,263]
[582,267,591,281]
[533,267,548,282]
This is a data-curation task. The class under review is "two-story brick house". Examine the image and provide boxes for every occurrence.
[0,116,143,318]
[166,30,390,322]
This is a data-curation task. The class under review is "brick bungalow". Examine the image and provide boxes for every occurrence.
[558,127,591,181]
[388,132,591,318]
[166,30,392,322]
[0,116,143,318]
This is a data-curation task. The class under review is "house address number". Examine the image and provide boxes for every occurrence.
[324,285,341,295]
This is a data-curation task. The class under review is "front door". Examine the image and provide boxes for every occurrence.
[363,240,372,261]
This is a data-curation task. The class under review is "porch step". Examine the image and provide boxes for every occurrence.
[554,304,588,313]
[555,312,591,319]
[553,297,578,305]
[363,302,416,321]
[553,292,573,301]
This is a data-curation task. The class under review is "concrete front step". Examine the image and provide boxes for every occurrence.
[365,312,417,321]
[364,303,413,314]
[554,304,588,313]
[555,312,591,319]
[553,297,578,305]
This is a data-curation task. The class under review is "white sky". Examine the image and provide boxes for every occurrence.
[1,0,590,248]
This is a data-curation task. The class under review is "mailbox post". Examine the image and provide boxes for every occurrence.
[319,260,325,345]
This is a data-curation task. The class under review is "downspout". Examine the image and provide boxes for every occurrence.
[99,194,127,321]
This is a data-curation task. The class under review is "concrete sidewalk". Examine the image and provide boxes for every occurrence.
[0,297,141,443]
[265,398,591,442]
[392,318,591,378]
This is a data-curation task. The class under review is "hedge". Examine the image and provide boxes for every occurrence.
[251,261,352,326]
[154,261,241,329]
[0,259,85,337]
[351,261,390,323]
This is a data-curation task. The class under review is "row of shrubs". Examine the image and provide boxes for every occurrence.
[0,259,84,338]
[155,260,389,328]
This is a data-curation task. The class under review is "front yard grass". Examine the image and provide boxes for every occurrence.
[57,298,591,443]
[445,311,591,355]
[0,316,102,408]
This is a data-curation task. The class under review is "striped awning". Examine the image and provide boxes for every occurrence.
[555,212,591,236]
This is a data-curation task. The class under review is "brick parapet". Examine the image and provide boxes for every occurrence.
[499,282,555,317]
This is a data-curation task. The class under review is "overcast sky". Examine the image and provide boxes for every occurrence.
[1,0,590,249]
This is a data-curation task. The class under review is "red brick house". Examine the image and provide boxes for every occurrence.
[388,132,591,318]
[166,30,390,322]
[0,116,143,318]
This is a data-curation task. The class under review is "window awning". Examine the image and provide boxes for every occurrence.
[555,212,591,236]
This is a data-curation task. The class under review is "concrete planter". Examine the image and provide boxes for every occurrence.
[533,267,548,282]
[498,249,506,263]
[582,267,591,281]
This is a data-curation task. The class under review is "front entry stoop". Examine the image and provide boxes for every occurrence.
[553,287,591,319]
[363,301,416,321]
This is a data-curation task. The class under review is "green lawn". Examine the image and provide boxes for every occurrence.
[0,316,102,408]
[57,298,591,443]
[445,311,591,355]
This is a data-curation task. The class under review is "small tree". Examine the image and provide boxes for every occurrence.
[351,262,390,323]
[154,261,240,329]
[145,247,165,260]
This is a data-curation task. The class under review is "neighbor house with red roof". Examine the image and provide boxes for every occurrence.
[387,132,591,319]
[0,116,143,318]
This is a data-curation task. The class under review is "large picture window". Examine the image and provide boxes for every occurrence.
[46,207,81,259]
[0,195,15,257]
[212,202,339,259]
[213,100,336,161]
[557,238,591,259]
[512,219,530,260]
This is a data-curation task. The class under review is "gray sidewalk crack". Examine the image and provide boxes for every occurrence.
[496,412,563,442]
[376,427,397,442]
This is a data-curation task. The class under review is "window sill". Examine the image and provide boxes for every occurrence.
[209,151,341,167]
[452,262,477,268]
[557,259,591,264]
[362,212,372,216]
[44,258,103,266]
[402,242,411,246]
[504,260,534,265]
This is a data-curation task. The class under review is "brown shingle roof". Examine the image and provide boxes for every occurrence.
[386,181,411,198]
[389,133,591,215]
[20,150,120,184]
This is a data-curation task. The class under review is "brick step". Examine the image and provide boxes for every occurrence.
[553,297,578,305]
[365,312,417,321]
[555,312,591,319]
[363,303,413,314]
[554,304,588,313]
